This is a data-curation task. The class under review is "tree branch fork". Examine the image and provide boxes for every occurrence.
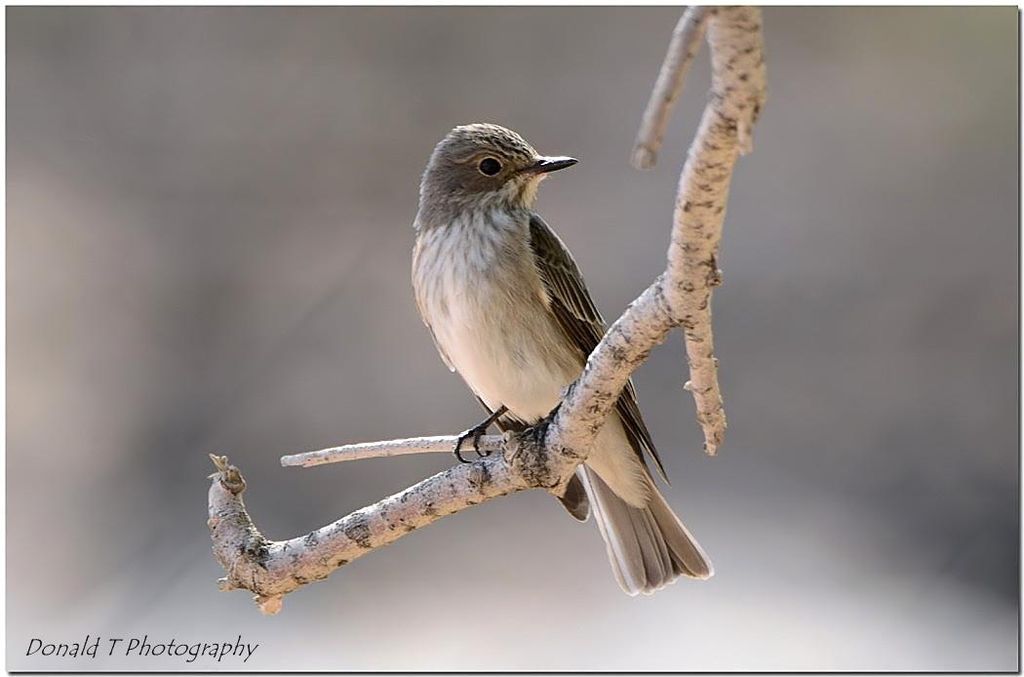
[208,6,765,614]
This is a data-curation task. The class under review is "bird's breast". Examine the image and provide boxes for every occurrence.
[413,214,581,421]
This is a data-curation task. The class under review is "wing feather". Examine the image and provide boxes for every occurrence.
[529,214,668,482]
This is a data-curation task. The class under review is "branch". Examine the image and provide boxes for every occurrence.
[207,6,765,613]
[641,6,766,455]
[208,452,531,614]
[280,435,503,468]
[631,6,710,170]
[209,425,565,614]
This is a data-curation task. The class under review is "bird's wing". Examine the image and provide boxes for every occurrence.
[473,394,590,521]
[528,213,668,482]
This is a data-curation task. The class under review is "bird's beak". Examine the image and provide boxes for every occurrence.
[526,156,579,174]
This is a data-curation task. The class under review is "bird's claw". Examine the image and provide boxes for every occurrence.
[453,424,490,463]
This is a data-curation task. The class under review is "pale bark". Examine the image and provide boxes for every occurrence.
[639,6,766,455]
[208,6,765,613]
[631,6,710,170]
[279,435,503,468]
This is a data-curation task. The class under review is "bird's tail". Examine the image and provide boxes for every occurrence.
[580,466,713,595]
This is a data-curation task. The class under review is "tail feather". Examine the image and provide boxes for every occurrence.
[581,467,712,595]
[647,477,714,581]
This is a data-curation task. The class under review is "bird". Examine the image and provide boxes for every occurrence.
[411,123,712,595]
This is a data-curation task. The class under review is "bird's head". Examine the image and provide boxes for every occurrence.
[418,123,577,225]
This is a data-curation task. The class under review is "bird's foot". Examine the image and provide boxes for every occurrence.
[453,424,489,463]
[452,405,508,463]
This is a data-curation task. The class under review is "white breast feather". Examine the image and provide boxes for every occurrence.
[415,210,576,421]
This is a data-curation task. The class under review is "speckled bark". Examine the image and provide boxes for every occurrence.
[631,6,710,170]
[549,281,676,460]
[208,452,531,614]
[207,6,764,613]
[660,7,766,456]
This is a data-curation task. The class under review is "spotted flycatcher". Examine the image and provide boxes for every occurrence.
[412,123,712,595]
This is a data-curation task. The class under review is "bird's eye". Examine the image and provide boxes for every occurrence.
[478,157,502,176]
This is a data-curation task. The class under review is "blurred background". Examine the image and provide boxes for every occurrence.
[7,6,1018,671]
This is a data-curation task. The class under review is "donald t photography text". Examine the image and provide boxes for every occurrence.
[24,635,259,665]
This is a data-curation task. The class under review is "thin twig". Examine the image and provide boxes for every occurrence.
[280,435,504,468]
[631,6,710,170]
